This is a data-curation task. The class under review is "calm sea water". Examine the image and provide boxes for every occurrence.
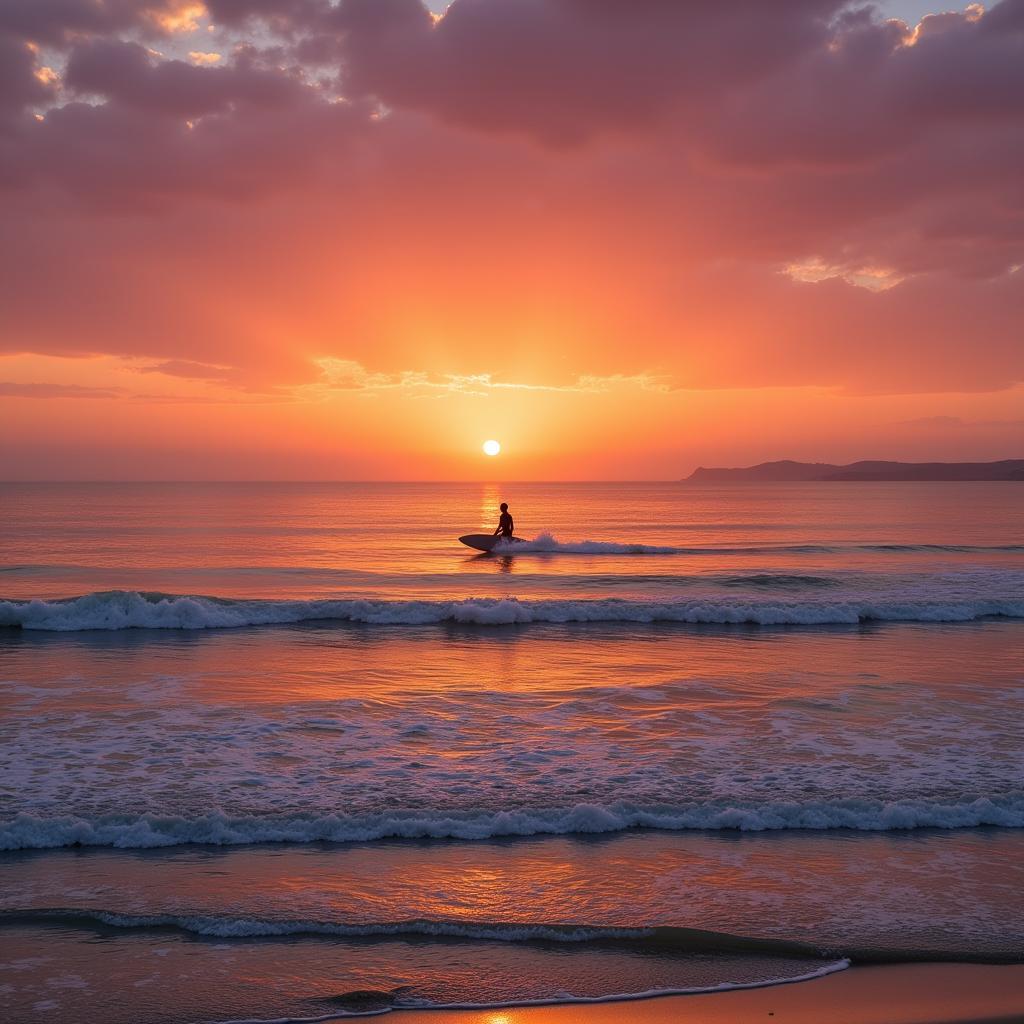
[1,482,1022,1021]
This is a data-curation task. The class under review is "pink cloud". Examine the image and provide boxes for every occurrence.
[0,0,1021,401]
[0,1,205,45]
[138,359,241,381]
[0,36,57,119]
[64,39,307,117]
[328,0,845,144]
[0,381,123,399]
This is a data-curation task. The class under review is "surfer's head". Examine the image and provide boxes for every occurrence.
[500,503,508,512]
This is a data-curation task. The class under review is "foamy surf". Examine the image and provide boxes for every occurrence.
[152,960,854,1022]
[492,533,681,554]
[3,795,1022,850]
[2,589,1023,630]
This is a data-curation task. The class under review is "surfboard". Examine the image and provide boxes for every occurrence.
[458,534,525,552]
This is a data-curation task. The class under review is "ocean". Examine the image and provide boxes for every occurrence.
[1,481,1022,1021]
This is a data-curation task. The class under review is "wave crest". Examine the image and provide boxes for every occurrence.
[3,795,1022,851]
[2,589,1023,631]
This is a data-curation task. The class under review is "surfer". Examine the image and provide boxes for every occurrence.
[493,502,514,540]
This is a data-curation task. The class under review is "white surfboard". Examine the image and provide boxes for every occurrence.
[458,534,525,552]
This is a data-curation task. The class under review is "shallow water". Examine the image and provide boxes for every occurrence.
[2,621,1023,837]
[1,482,1022,1020]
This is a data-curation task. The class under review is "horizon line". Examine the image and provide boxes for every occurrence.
[0,478,695,485]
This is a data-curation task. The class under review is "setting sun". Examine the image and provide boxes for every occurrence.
[483,439,501,457]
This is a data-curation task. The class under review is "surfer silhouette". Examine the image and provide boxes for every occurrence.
[493,503,514,540]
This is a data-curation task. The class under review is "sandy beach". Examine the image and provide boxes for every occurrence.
[392,964,1024,1024]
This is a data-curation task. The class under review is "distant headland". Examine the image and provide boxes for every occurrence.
[685,459,1024,482]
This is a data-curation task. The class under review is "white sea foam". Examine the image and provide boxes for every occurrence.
[11,909,651,944]
[211,961,854,1022]
[493,533,682,554]
[3,796,1022,850]
[2,589,1023,631]
[209,964,854,1022]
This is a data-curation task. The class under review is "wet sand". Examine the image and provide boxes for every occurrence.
[392,963,1024,1024]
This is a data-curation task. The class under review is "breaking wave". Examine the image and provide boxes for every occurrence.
[3,795,1022,851]
[1,589,1023,631]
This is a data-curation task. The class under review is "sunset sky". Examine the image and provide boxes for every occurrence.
[1,0,1022,479]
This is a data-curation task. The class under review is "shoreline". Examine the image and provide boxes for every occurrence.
[382,963,1024,1024]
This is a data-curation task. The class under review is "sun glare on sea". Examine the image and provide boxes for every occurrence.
[482,439,501,457]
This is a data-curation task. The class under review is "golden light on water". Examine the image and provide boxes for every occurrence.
[482,439,501,457]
